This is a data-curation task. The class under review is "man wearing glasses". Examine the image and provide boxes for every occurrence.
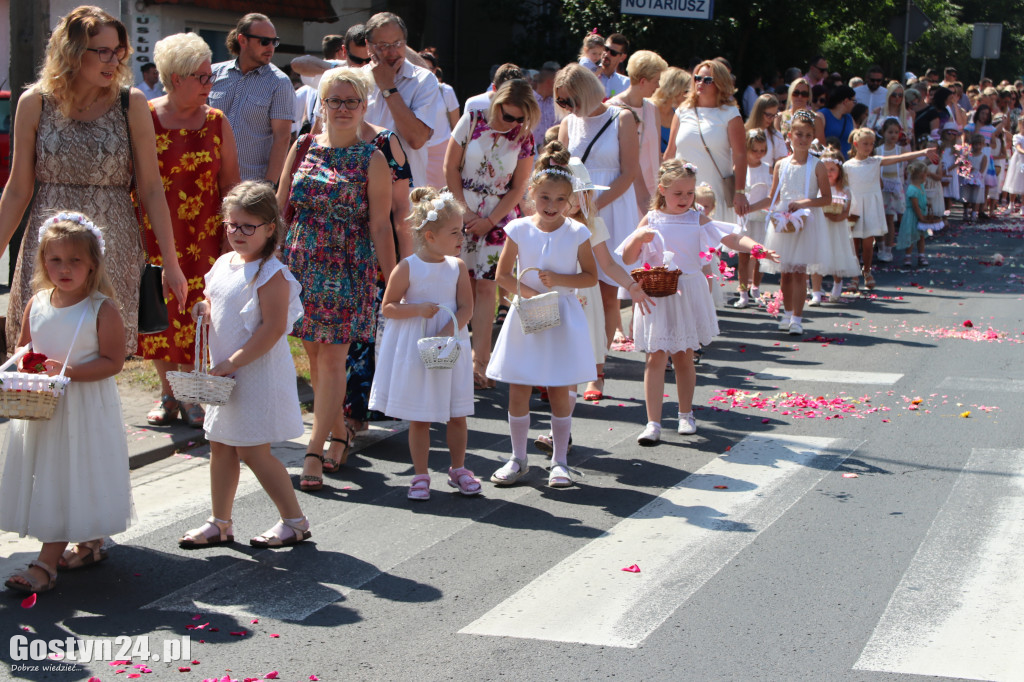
[804,55,828,88]
[598,33,630,99]
[854,64,888,112]
[290,25,373,130]
[362,11,446,189]
[209,13,295,183]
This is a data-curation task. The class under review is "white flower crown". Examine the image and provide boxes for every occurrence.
[418,190,456,229]
[39,212,105,254]
[533,167,573,182]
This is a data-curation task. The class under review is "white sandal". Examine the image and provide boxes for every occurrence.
[548,464,573,488]
[490,458,528,486]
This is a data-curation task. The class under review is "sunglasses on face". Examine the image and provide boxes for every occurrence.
[242,33,280,48]
[890,91,904,98]
[694,75,715,86]
[792,90,810,98]
[223,221,268,236]
[500,105,524,124]
[324,97,363,110]
[189,73,215,86]
[85,46,127,63]
[555,97,575,109]
[603,44,623,57]
[347,53,371,66]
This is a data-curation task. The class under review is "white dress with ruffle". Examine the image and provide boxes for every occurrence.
[761,157,828,273]
[202,254,305,447]
[844,157,888,239]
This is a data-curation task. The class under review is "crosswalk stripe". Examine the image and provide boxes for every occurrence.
[755,368,903,385]
[854,448,1024,682]
[937,376,1024,392]
[459,434,853,648]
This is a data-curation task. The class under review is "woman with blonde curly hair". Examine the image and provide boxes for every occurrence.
[0,5,188,359]
[651,67,691,153]
[139,32,241,428]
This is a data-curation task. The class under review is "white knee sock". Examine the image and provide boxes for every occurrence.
[550,415,572,467]
[508,413,529,464]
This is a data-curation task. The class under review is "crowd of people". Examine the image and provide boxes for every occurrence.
[0,5,1019,593]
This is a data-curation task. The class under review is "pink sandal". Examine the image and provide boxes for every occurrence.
[408,474,431,500]
[447,467,482,495]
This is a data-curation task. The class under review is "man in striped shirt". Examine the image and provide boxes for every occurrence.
[209,13,295,184]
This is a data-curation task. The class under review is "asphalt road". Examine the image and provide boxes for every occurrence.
[1,219,1023,682]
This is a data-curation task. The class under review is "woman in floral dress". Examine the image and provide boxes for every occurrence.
[140,32,240,428]
[278,67,396,492]
[444,78,538,388]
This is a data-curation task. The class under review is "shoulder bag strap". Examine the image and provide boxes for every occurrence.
[119,88,149,258]
[581,112,616,164]
[767,158,790,213]
[694,107,728,182]
[290,133,314,177]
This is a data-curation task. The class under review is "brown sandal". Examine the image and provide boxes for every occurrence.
[863,270,876,290]
[179,517,234,549]
[146,395,179,426]
[250,517,311,548]
[59,539,108,570]
[5,560,57,593]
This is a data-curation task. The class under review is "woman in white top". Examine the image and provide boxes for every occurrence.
[609,50,668,212]
[557,64,639,389]
[665,59,750,222]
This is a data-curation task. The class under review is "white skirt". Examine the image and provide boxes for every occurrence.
[808,220,862,277]
[1003,154,1024,194]
[761,209,828,273]
[633,272,719,354]
[943,173,960,200]
[738,216,767,245]
[578,283,606,365]
[849,191,888,238]
[594,170,641,287]
[487,293,597,387]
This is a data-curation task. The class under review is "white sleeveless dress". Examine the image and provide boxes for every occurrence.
[739,161,772,244]
[203,254,305,447]
[843,157,888,238]
[369,255,473,422]
[487,218,596,387]
[762,158,828,273]
[674,105,742,222]
[0,291,134,543]
[566,108,639,286]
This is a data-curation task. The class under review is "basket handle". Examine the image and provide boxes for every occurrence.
[193,315,210,374]
[1,303,90,376]
[516,265,545,301]
[418,304,459,339]
[0,347,29,372]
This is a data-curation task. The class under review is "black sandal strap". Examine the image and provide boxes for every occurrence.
[329,436,350,444]
[304,453,324,462]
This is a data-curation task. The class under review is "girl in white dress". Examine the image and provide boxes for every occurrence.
[761,110,831,335]
[618,160,776,443]
[735,129,774,308]
[809,150,860,304]
[369,189,479,500]
[879,119,907,263]
[2,213,133,593]
[1002,118,1024,211]
[843,127,934,289]
[179,182,310,550]
[487,142,599,488]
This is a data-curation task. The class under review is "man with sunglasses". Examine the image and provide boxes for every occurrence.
[599,33,631,99]
[209,13,295,184]
[362,11,447,189]
[803,55,828,88]
[854,64,888,112]
[291,26,371,90]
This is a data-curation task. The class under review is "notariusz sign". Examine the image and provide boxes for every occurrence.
[621,0,714,20]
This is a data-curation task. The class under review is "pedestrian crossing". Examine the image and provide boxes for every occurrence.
[754,368,904,385]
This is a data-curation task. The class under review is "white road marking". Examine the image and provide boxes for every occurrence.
[755,368,903,385]
[460,434,853,648]
[937,376,1024,393]
[855,448,1024,682]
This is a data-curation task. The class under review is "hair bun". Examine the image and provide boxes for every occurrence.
[538,140,571,169]
[409,187,438,204]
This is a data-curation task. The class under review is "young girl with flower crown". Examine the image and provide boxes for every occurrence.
[618,160,777,444]
[2,213,132,593]
[486,141,598,488]
[178,181,310,550]
[734,129,774,308]
[809,150,860,303]
[368,188,480,500]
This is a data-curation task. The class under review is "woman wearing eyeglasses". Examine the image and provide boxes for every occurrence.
[0,5,189,360]
[745,93,788,170]
[870,82,914,152]
[445,78,539,390]
[137,32,241,428]
[775,77,826,146]
[278,67,396,492]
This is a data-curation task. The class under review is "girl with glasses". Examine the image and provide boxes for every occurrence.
[0,5,189,363]
[139,32,241,430]
[444,79,539,390]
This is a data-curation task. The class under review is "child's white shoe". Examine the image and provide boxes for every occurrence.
[490,457,529,486]
[637,422,662,446]
[733,291,749,308]
[777,314,792,331]
[677,412,697,435]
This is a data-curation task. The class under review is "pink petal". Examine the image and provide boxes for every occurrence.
[621,564,641,573]
[179,668,191,673]
[269,634,280,638]
[128,676,141,679]
[842,473,859,478]
[192,614,203,620]
[192,660,200,665]
[229,631,247,636]
[264,673,280,680]
[21,593,37,609]
[251,618,259,624]
[714,485,728,489]
[310,676,320,681]
[111,661,132,666]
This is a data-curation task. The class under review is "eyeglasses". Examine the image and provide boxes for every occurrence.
[763,112,778,120]
[555,97,575,110]
[189,73,215,86]
[242,33,280,48]
[868,78,884,84]
[815,63,828,72]
[371,39,406,52]
[500,105,525,124]
[890,91,904,99]
[791,90,810,98]
[603,44,623,57]
[223,221,268,236]
[324,97,363,110]
[85,46,127,63]
[347,53,371,66]
[694,75,715,86]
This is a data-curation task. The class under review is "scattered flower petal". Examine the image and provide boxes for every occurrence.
[713,485,728,489]
[264,673,279,680]
[621,564,641,573]
[842,473,859,478]
[21,594,36,609]
[269,634,280,638]
[961,411,971,418]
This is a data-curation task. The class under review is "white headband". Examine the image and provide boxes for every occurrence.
[39,212,105,254]
[820,157,840,166]
[533,167,573,182]
[417,191,456,230]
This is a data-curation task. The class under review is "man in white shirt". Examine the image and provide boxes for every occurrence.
[741,75,762,118]
[139,62,164,100]
[598,33,630,99]
[853,64,888,113]
[363,11,447,189]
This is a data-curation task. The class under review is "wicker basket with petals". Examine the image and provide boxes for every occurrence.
[167,316,235,405]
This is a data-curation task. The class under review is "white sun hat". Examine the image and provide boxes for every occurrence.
[567,157,610,192]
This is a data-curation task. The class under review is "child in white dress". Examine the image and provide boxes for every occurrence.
[694,185,727,308]
[735,129,774,308]
[179,182,310,550]
[2,213,133,593]
[618,160,777,443]
[369,188,479,500]
[879,118,907,261]
[761,109,832,335]
[939,122,962,211]
[487,142,599,488]
[809,150,859,303]
[923,140,947,227]
[1003,118,1024,211]
[843,127,934,289]
[961,134,989,223]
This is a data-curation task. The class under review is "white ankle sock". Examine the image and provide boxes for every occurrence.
[790,315,802,325]
[831,281,843,298]
[508,413,529,464]
[550,415,572,467]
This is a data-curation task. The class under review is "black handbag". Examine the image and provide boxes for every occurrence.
[120,88,169,334]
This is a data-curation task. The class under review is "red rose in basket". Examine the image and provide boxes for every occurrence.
[21,352,49,374]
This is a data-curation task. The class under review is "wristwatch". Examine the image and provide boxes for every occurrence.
[382,87,398,99]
